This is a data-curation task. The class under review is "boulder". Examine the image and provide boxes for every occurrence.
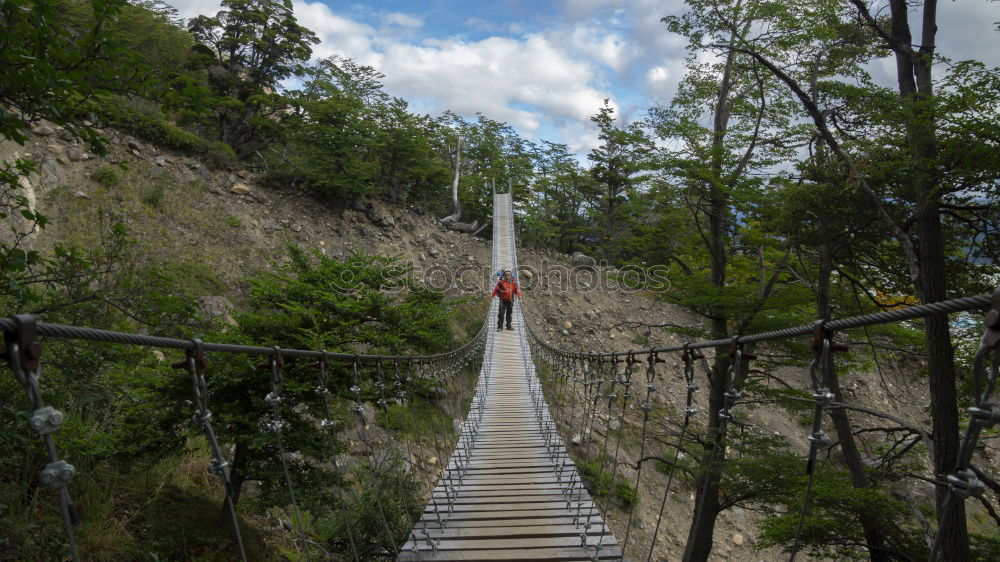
[65,146,89,162]
[196,296,237,327]
[447,220,478,233]
[33,124,56,136]
[229,183,252,195]
[571,251,597,267]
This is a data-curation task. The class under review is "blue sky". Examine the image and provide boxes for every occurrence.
[170,0,1000,158]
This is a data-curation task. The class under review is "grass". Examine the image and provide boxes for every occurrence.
[377,398,453,444]
[91,165,121,187]
[0,440,269,561]
[141,183,165,208]
[615,479,639,508]
[227,215,242,228]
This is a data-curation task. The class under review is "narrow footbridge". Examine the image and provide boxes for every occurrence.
[399,193,621,560]
[3,192,998,562]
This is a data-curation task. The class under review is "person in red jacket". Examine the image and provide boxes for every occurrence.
[491,269,521,331]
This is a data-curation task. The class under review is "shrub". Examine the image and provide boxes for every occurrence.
[226,215,241,228]
[91,165,121,187]
[93,99,236,168]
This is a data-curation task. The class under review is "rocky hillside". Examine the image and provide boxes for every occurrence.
[4,121,996,561]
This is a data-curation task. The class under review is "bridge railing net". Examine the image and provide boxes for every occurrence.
[2,308,491,561]
[520,286,999,562]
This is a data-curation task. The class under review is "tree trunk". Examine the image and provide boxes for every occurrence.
[817,213,892,561]
[230,439,251,507]
[683,34,738,561]
[886,2,968,558]
[440,137,462,223]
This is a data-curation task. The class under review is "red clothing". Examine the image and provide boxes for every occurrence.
[491,279,521,301]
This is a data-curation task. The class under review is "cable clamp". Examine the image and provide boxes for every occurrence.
[947,469,985,498]
[808,430,833,447]
[970,402,1000,427]
[39,460,76,489]
[985,286,1000,348]
[28,406,64,435]
[812,389,835,403]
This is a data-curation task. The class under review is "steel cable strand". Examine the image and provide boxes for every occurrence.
[569,355,597,522]
[929,296,1000,561]
[349,359,401,555]
[374,358,410,531]
[504,293,993,361]
[582,357,618,555]
[564,356,584,506]
[258,347,312,560]
[576,357,603,527]
[687,343,747,562]
[4,320,81,562]
[1,292,988,364]
[646,345,700,562]
[415,361,446,552]
[596,353,636,556]
[789,337,838,562]
[174,342,249,562]
[308,352,360,562]
[621,351,661,553]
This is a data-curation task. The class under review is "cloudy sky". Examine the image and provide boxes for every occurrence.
[169,0,999,157]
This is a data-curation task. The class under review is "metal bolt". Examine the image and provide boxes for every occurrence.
[970,402,1000,427]
[948,469,986,497]
[809,430,833,447]
[28,406,64,435]
[39,460,75,488]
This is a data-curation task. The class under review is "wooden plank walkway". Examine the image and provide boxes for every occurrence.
[400,193,622,561]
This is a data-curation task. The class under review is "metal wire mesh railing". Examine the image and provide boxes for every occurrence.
[2,312,489,561]
[524,287,999,562]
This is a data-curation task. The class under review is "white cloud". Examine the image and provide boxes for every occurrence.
[646,65,669,85]
[167,0,221,20]
[384,12,422,28]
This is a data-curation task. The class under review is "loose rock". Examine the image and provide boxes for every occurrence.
[229,183,252,195]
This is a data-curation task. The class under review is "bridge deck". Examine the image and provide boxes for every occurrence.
[400,194,622,561]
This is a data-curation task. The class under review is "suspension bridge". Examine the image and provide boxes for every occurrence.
[3,192,998,561]
[399,192,621,559]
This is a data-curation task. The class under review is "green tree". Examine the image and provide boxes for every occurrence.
[214,247,453,505]
[188,0,318,158]
[586,99,653,262]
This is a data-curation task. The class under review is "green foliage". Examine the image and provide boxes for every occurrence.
[95,101,236,167]
[615,479,639,509]
[227,215,242,228]
[187,0,318,159]
[91,166,121,187]
[141,183,165,208]
[319,460,424,559]
[578,459,614,497]
[378,399,451,444]
[241,247,452,355]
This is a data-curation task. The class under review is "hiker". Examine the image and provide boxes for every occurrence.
[491,269,521,331]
